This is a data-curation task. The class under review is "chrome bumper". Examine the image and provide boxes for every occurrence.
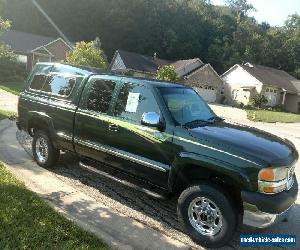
[243,202,294,228]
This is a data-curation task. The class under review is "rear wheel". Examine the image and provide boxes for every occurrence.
[32,130,60,168]
[178,183,237,248]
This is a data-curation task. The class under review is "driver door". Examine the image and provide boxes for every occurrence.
[107,80,174,187]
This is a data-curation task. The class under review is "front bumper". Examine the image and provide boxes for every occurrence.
[242,176,298,228]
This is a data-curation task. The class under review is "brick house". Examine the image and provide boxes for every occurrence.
[110,50,223,103]
[1,30,73,70]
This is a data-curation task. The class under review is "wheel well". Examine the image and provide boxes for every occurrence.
[173,165,243,215]
[27,118,49,136]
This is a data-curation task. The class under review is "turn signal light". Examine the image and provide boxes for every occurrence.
[258,168,275,181]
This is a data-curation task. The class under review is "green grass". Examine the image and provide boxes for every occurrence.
[0,109,16,121]
[0,162,110,249]
[247,109,300,123]
[0,81,26,95]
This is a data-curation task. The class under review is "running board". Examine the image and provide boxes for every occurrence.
[79,161,171,200]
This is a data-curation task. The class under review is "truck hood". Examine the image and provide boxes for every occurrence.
[189,122,297,167]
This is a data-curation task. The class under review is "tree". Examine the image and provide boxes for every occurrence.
[155,65,180,82]
[66,41,108,69]
[0,16,15,62]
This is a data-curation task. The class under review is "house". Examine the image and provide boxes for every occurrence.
[110,50,223,103]
[1,30,73,70]
[110,49,171,78]
[222,63,300,113]
[173,59,224,103]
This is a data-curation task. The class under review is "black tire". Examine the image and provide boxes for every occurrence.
[178,183,237,248]
[32,130,60,168]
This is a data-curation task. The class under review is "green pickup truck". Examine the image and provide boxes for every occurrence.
[18,63,298,248]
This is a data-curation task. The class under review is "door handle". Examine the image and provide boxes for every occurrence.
[108,124,119,132]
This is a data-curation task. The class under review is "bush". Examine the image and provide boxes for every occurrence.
[66,41,108,69]
[0,60,27,82]
[273,104,285,112]
[250,94,268,108]
[156,65,180,82]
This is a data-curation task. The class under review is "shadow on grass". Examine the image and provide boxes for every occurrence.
[0,179,109,249]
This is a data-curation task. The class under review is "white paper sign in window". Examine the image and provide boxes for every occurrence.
[125,92,140,113]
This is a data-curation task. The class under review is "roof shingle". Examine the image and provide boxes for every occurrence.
[1,30,56,53]
[117,50,171,74]
[240,63,299,94]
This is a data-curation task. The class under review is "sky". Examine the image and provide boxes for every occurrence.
[211,0,300,26]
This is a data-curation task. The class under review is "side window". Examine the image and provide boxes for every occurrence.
[42,74,76,96]
[114,83,160,123]
[87,80,116,114]
[30,74,47,90]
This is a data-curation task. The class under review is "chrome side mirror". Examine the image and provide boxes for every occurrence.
[141,112,164,130]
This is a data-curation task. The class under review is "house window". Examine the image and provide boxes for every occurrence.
[265,88,269,92]
[232,90,239,100]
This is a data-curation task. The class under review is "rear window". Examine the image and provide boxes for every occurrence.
[30,73,76,97]
[42,75,76,96]
[30,74,47,90]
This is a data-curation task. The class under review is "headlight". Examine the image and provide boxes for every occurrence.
[258,167,288,194]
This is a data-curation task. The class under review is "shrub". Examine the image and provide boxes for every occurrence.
[66,41,108,69]
[250,94,268,108]
[0,60,27,82]
[273,104,285,112]
[156,65,180,82]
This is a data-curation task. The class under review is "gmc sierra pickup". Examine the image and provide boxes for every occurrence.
[17,63,298,248]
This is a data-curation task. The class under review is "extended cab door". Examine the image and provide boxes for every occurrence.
[74,75,120,163]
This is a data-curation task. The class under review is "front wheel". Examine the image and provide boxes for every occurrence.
[32,130,60,168]
[178,183,237,248]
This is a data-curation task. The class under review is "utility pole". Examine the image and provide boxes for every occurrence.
[31,0,72,47]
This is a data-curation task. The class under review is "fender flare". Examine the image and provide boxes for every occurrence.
[168,151,253,193]
[27,111,57,145]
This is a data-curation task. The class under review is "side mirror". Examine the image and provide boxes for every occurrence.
[141,112,164,130]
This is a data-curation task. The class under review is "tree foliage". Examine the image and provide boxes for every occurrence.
[0,16,15,62]
[66,41,108,69]
[2,0,300,78]
[156,65,180,82]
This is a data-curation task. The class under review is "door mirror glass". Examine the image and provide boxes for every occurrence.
[141,112,161,128]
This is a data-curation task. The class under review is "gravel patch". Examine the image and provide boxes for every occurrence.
[17,130,258,250]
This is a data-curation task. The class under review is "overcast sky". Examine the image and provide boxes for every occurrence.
[211,0,300,26]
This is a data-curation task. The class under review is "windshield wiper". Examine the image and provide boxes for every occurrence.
[208,116,225,123]
[183,119,212,128]
[183,116,224,128]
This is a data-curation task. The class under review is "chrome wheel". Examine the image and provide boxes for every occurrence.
[35,137,49,164]
[188,197,223,236]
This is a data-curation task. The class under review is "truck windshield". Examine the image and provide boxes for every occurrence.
[158,87,218,126]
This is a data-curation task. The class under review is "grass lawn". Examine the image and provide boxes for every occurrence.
[0,81,26,95]
[0,162,110,249]
[247,109,300,123]
[0,109,16,120]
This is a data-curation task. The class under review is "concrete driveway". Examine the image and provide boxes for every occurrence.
[0,89,18,112]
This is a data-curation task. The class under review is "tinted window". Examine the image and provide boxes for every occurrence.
[30,74,47,90]
[42,74,75,96]
[114,83,160,123]
[87,80,116,113]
